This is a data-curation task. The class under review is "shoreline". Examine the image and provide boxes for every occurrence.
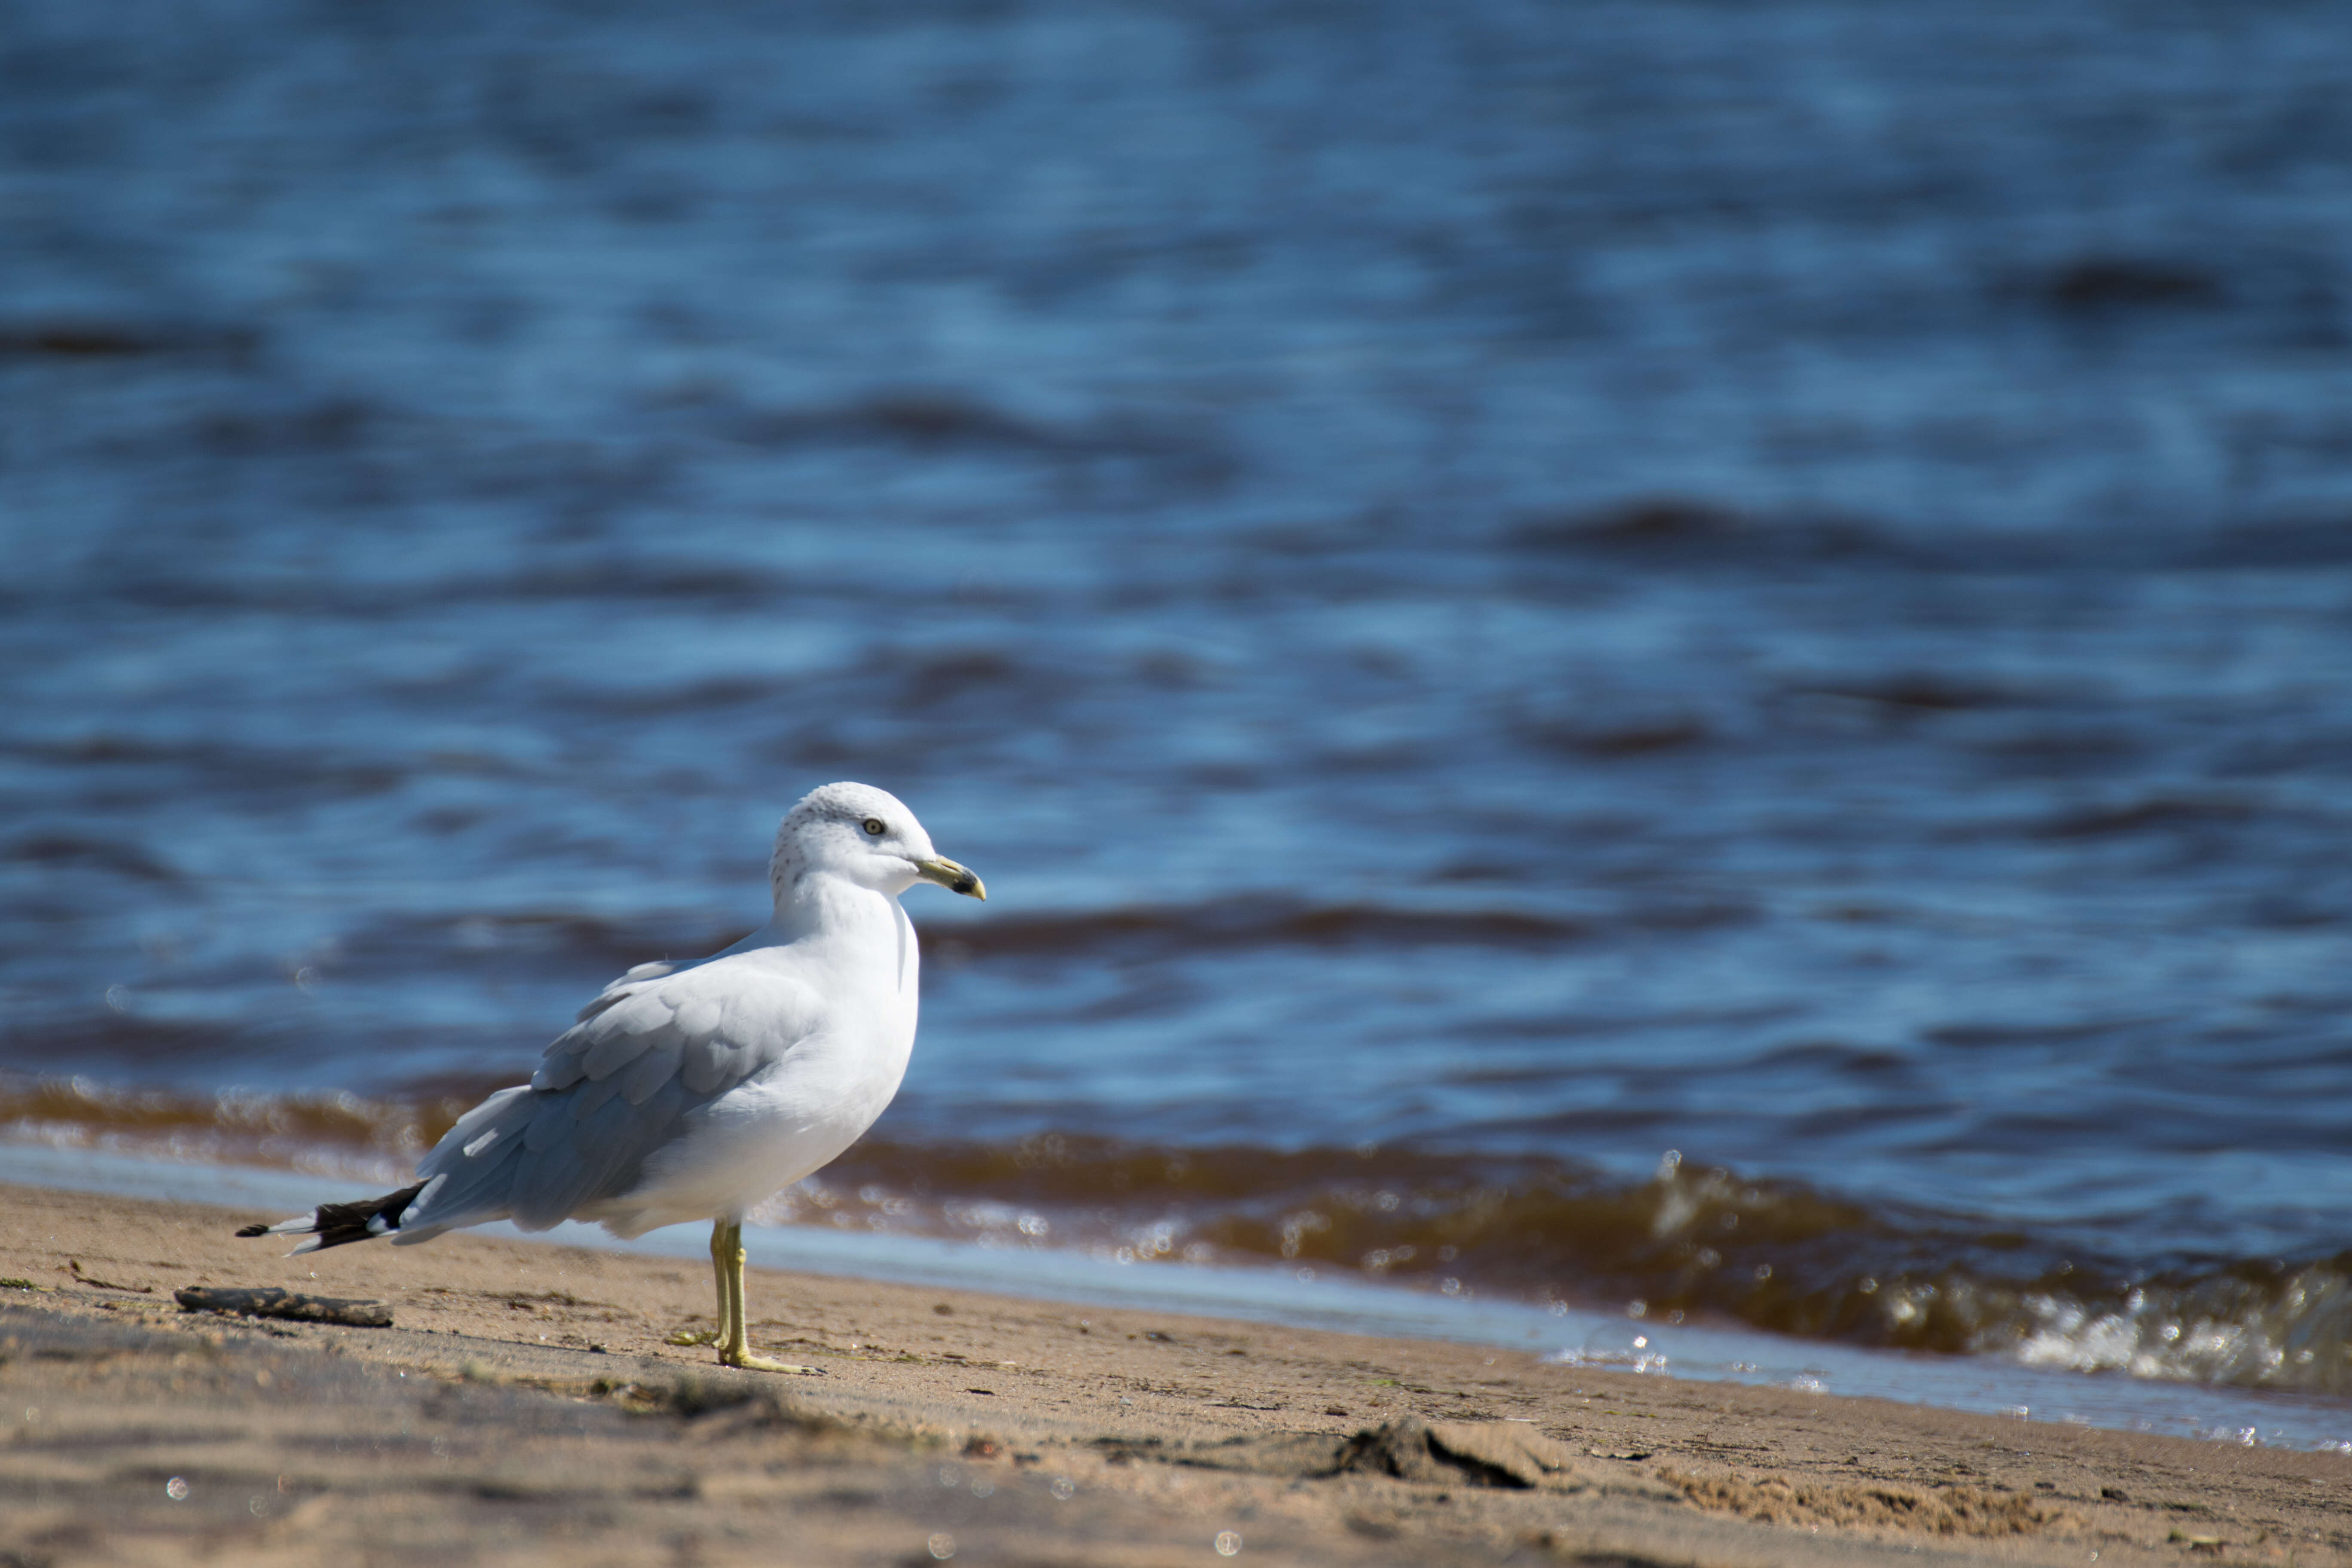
[6,1139,2350,1453]
[3,1181,2346,1566]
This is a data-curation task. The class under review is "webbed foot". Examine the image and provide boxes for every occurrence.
[716,1346,823,1375]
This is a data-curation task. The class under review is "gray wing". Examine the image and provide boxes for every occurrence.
[395,956,823,1239]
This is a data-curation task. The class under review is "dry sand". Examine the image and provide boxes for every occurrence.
[1,1181,2343,1567]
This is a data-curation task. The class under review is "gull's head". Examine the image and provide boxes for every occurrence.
[772,781,986,903]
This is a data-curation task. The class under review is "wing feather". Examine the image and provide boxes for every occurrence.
[580,1007,664,1078]
[538,989,676,1090]
[522,1090,573,1153]
[531,1045,587,1093]
[682,1037,752,1094]
[570,1072,628,1123]
[571,961,676,1023]
[618,1044,681,1105]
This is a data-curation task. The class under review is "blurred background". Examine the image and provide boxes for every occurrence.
[4,0,2350,1399]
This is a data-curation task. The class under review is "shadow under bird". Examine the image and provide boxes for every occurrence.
[239,781,985,1372]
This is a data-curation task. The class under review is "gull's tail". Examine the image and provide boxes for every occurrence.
[232,1082,573,1252]
[232,1073,692,1253]
[236,1180,432,1254]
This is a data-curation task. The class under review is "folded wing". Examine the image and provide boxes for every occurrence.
[393,956,823,1241]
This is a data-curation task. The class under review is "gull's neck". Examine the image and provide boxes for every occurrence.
[747,868,920,1003]
[767,868,909,948]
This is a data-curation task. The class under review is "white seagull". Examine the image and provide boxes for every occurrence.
[240,781,985,1372]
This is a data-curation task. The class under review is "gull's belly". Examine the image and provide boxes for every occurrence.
[623,1018,914,1224]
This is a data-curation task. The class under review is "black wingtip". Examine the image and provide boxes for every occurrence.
[233,1181,429,1250]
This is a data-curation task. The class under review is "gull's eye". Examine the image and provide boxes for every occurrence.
[861,818,887,837]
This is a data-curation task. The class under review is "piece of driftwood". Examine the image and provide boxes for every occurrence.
[174,1286,393,1327]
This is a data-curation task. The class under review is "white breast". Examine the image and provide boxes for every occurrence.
[596,887,922,1234]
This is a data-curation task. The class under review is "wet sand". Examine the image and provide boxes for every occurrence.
[2,1182,2343,1567]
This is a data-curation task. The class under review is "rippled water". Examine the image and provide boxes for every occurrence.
[5,0,2351,1406]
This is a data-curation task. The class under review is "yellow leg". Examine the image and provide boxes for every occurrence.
[708,1218,734,1343]
[712,1216,818,1374]
[662,1223,731,1346]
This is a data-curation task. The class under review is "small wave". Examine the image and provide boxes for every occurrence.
[2032,258,2225,314]
[3,831,183,883]
[0,319,261,360]
[1516,717,1712,758]
[2032,794,2264,840]
[2178,519,2352,571]
[2011,1264,2352,1390]
[6,733,409,802]
[1783,677,2018,713]
[189,396,375,458]
[723,390,1233,484]
[337,910,749,977]
[732,392,1086,454]
[0,1074,439,1184]
[1507,500,1906,569]
[928,898,1596,960]
[11,1075,2351,1396]
[858,645,1071,714]
[0,1014,253,1073]
[1505,502,2352,576]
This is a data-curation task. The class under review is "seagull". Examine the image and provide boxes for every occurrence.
[239,781,985,1373]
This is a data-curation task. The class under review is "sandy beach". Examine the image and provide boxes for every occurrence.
[1,1181,2343,1567]
[13,0,2352,1553]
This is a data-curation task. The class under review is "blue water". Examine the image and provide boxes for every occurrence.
[4,0,2351,1404]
